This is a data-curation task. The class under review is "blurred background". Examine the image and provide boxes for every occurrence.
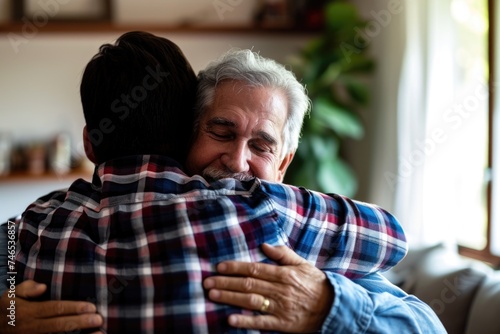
[0,0,498,264]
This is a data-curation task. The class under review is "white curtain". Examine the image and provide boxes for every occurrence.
[394,0,459,248]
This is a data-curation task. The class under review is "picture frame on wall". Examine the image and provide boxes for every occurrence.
[254,0,294,27]
[11,0,112,22]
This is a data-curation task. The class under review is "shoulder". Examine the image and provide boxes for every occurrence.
[32,188,69,207]
[25,177,93,214]
[257,180,340,211]
[258,179,334,200]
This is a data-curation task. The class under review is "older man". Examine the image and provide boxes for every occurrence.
[186,49,444,333]
[0,36,444,333]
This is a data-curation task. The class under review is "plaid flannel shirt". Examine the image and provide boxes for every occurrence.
[16,155,407,333]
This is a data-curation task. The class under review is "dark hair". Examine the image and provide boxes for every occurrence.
[80,31,197,164]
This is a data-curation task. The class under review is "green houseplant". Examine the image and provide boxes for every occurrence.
[284,0,374,197]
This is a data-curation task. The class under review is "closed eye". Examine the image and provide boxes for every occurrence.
[250,131,277,155]
[209,131,233,141]
[250,142,269,153]
[205,118,235,141]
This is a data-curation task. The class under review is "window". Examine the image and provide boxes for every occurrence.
[455,0,499,265]
[393,0,497,264]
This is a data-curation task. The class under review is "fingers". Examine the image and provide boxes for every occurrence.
[10,281,97,318]
[203,245,331,333]
[208,289,273,314]
[208,290,282,331]
[215,259,284,283]
[204,274,278,298]
[204,275,280,318]
[261,243,307,266]
[227,313,277,331]
[0,295,103,334]
[26,300,98,318]
[215,244,307,281]
[33,313,103,333]
[15,280,47,299]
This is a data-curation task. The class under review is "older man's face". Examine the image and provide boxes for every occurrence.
[186,80,294,182]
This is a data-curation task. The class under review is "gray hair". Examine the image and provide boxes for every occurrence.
[194,49,311,159]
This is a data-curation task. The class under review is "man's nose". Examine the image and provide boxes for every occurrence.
[221,143,250,173]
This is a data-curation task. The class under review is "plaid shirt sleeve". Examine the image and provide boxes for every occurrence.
[262,181,407,278]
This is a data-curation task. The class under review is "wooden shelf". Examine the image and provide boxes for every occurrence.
[0,22,321,34]
[0,168,92,183]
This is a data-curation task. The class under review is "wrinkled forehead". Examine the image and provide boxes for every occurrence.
[209,81,288,137]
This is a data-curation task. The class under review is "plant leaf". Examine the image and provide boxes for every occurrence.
[325,2,359,32]
[342,55,375,73]
[312,97,364,139]
[317,62,343,88]
[318,157,358,196]
[309,134,340,159]
[284,157,319,190]
[345,79,370,105]
[302,37,325,58]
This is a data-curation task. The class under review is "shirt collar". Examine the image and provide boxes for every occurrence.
[90,155,186,194]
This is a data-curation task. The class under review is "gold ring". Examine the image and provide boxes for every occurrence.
[260,298,270,312]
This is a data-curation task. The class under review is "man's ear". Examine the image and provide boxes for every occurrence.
[276,151,295,183]
[83,126,97,164]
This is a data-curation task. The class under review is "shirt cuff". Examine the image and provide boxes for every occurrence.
[321,272,372,334]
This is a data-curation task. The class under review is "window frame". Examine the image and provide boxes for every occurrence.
[457,0,500,267]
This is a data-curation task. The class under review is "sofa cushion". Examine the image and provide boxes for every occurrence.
[405,245,490,334]
[465,271,500,334]
[383,243,444,287]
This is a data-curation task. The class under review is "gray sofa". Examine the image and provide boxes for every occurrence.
[384,243,500,334]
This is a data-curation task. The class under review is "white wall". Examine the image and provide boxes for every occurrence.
[343,0,405,211]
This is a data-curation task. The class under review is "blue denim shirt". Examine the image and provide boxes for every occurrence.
[322,272,446,333]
